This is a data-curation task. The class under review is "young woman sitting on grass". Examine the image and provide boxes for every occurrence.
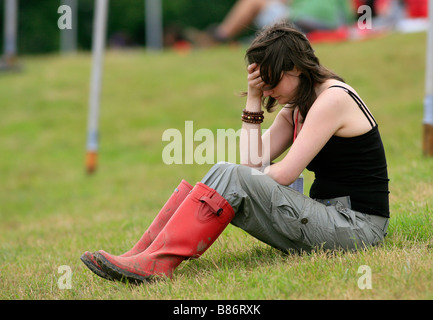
[81,21,390,284]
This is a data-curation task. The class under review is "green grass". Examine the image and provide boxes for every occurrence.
[1,32,433,300]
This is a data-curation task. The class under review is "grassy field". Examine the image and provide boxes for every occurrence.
[1,31,433,300]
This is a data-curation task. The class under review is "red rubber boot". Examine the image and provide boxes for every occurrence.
[94,182,235,283]
[80,179,193,280]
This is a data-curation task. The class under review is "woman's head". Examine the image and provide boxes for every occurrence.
[245,22,343,119]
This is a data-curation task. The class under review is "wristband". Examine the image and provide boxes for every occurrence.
[241,109,264,124]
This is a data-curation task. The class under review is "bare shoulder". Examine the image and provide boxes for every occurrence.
[311,80,374,137]
[301,81,356,134]
[311,81,361,116]
[317,81,352,103]
[275,105,295,126]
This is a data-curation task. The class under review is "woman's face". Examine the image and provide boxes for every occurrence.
[261,68,301,105]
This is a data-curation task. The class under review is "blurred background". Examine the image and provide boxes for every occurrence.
[0,0,212,52]
[0,0,429,55]
[0,0,236,55]
[1,0,433,299]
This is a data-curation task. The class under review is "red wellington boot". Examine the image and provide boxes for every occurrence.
[80,179,193,279]
[94,182,235,283]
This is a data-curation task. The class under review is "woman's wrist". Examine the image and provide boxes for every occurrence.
[241,109,264,124]
[245,95,262,111]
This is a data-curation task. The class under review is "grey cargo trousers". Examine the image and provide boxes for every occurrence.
[201,162,388,253]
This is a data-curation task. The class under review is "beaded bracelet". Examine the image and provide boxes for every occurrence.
[241,109,264,124]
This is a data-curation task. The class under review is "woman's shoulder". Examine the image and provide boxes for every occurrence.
[315,80,364,108]
[307,80,358,124]
[312,79,375,137]
[275,105,295,125]
[318,79,361,99]
[315,81,350,105]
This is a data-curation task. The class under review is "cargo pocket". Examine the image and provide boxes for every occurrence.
[333,202,363,250]
[270,185,313,246]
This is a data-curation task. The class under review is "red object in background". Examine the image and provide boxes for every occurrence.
[352,0,428,18]
[307,26,350,44]
[404,0,428,18]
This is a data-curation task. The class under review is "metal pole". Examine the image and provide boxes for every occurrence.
[423,0,433,156]
[60,0,78,54]
[86,0,109,174]
[145,0,163,51]
[3,0,18,67]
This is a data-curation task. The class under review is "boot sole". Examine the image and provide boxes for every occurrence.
[80,252,113,281]
[93,252,154,284]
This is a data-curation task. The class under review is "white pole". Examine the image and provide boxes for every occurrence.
[60,0,78,54]
[423,0,433,156]
[145,0,163,51]
[3,0,18,66]
[86,0,109,173]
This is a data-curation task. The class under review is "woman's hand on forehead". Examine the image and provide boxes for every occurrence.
[247,63,267,99]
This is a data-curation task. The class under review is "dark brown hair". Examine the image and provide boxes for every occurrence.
[245,22,344,121]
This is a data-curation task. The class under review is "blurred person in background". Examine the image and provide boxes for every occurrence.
[187,0,355,46]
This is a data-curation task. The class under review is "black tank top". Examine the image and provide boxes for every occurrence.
[306,85,390,217]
